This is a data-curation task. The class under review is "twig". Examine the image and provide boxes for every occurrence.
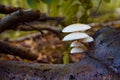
[0,9,64,34]
[24,23,62,40]
[0,41,38,60]
[0,4,22,14]
[91,0,102,16]
[0,10,40,33]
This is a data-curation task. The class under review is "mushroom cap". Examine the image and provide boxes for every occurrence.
[82,37,94,42]
[62,23,91,33]
[62,32,89,41]
[70,41,85,47]
[70,47,85,53]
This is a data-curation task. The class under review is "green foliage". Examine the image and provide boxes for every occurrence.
[26,0,93,24]
[104,0,111,3]
[0,0,4,4]
[41,0,53,5]
[49,0,93,24]
[80,0,93,9]
[27,0,40,9]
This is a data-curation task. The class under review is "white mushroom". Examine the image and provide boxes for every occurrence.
[70,41,88,51]
[82,37,94,42]
[62,32,89,41]
[62,23,91,33]
[62,23,93,54]
[70,47,85,53]
[70,41,84,47]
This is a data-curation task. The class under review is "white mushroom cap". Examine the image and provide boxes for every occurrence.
[70,41,85,47]
[82,37,94,42]
[70,47,85,53]
[62,32,89,41]
[62,23,91,33]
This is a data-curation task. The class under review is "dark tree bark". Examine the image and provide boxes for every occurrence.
[0,56,119,80]
[0,27,120,80]
[0,41,38,60]
[0,4,22,14]
[91,27,120,75]
[0,10,40,33]
[0,9,63,39]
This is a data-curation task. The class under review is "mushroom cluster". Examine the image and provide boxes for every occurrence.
[62,23,93,53]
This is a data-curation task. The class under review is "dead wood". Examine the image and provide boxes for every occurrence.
[0,4,22,14]
[16,24,62,40]
[91,27,120,75]
[0,9,63,39]
[0,10,40,33]
[0,56,119,80]
[0,41,38,60]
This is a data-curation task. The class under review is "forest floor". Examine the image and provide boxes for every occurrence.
[0,32,84,64]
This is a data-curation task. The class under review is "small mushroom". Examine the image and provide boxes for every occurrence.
[62,23,93,54]
[70,47,85,53]
[62,23,91,33]
[70,41,88,51]
[70,41,84,47]
[62,32,89,41]
[81,37,94,42]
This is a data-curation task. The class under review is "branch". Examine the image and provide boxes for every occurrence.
[0,10,40,32]
[0,9,64,36]
[38,13,65,26]
[9,23,62,40]
[90,0,102,16]
[23,23,62,39]
[0,4,64,26]
[0,41,38,60]
[0,4,22,14]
